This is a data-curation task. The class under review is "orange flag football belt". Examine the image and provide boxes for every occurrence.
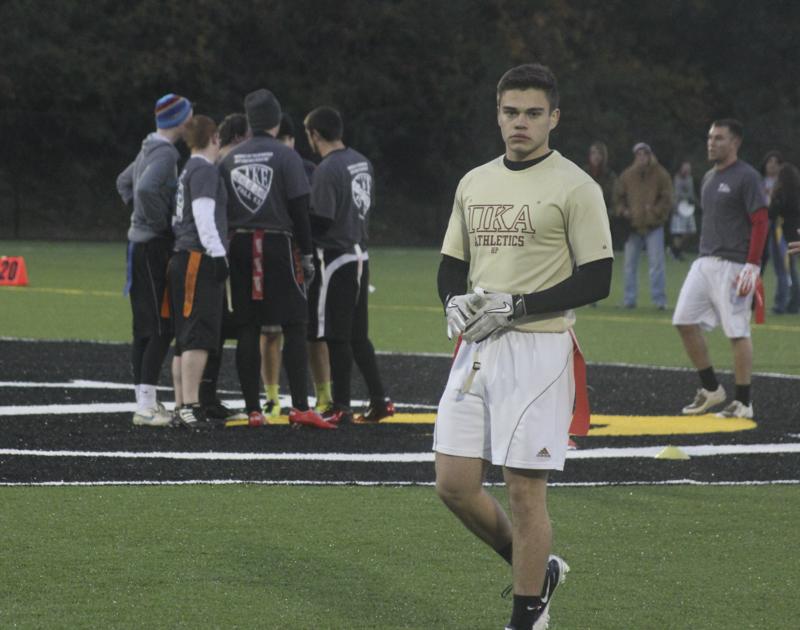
[182,251,202,318]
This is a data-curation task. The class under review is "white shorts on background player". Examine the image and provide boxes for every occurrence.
[672,256,753,338]
[433,330,575,470]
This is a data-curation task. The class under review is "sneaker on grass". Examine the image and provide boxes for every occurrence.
[715,400,754,419]
[504,555,570,630]
[682,385,726,415]
[132,402,173,427]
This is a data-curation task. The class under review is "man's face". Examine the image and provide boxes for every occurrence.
[707,124,739,163]
[304,120,319,155]
[679,161,691,177]
[765,155,781,178]
[497,89,559,161]
[176,109,194,140]
[634,149,651,168]
[589,145,602,167]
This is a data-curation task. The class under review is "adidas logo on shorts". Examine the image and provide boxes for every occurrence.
[537,447,551,458]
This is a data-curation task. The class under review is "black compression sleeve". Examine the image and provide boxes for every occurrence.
[287,194,313,254]
[437,254,469,307]
[519,257,613,314]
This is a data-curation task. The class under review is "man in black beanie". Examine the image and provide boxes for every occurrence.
[219,89,334,429]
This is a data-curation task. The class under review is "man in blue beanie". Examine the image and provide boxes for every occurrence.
[117,93,193,426]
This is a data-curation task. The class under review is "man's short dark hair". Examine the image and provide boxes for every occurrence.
[305,106,343,142]
[497,63,559,111]
[278,112,295,139]
[218,113,248,148]
[712,118,744,140]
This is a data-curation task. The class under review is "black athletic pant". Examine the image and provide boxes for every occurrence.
[235,323,262,413]
[131,332,172,385]
[129,238,173,385]
[281,321,311,411]
[325,258,386,409]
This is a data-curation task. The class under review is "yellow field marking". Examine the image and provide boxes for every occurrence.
[2,286,119,298]
[225,412,756,435]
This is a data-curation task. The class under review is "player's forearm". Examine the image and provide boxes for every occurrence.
[746,207,769,265]
[516,257,613,315]
[437,254,469,307]
[287,194,313,255]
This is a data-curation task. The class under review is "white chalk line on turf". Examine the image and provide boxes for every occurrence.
[0,478,797,488]
[2,442,800,461]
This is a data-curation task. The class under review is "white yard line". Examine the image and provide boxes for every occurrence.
[0,478,797,488]
[1,442,800,462]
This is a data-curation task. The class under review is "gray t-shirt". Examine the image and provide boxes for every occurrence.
[173,157,228,253]
[220,133,310,232]
[699,160,766,263]
[310,147,374,250]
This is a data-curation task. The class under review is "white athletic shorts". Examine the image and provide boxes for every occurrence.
[672,256,753,338]
[433,330,575,470]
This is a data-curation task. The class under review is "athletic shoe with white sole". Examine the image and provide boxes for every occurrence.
[504,555,570,630]
[177,404,206,430]
[132,402,173,427]
[715,400,754,419]
[290,408,338,429]
[354,399,395,424]
[204,399,246,422]
[681,385,726,415]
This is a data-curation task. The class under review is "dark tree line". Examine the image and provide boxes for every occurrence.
[1,0,799,242]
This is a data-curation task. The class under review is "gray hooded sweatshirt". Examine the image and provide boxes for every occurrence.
[117,133,180,242]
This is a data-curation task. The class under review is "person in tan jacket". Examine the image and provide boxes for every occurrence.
[614,142,672,309]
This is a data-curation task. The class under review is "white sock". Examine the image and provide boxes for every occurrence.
[134,384,142,408]
[139,385,157,410]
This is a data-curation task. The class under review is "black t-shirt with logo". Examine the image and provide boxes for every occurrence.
[221,132,310,232]
[310,147,374,250]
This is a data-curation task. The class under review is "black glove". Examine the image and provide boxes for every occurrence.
[301,253,315,285]
[212,256,229,283]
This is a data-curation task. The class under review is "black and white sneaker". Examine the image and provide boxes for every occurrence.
[504,555,570,630]
[177,404,206,430]
[535,555,569,629]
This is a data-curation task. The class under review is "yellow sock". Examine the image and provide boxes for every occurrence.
[266,383,280,403]
[315,381,332,409]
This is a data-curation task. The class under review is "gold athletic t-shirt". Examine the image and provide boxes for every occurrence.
[440,151,612,333]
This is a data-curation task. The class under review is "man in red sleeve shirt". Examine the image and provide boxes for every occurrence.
[673,119,768,419]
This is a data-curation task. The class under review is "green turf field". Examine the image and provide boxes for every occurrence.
[1,241,798,629]
[1,485,796,629]
[1,240,799,373]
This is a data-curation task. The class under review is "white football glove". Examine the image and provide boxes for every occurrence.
[461,288,521,343]
[445,292,485,340]
[734,262,760,297]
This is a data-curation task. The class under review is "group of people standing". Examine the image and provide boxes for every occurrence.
[117,89,393,430]
[584,139,694,310]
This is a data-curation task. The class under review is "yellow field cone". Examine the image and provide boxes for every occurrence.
[655,445,690,460]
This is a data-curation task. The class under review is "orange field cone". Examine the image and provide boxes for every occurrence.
[0,256,28,286]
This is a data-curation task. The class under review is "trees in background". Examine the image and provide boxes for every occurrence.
[1,0,798,241]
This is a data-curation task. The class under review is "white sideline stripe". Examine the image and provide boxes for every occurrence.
[2,442,800,461]
[0,478,797,488]
[0,398,436,416]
